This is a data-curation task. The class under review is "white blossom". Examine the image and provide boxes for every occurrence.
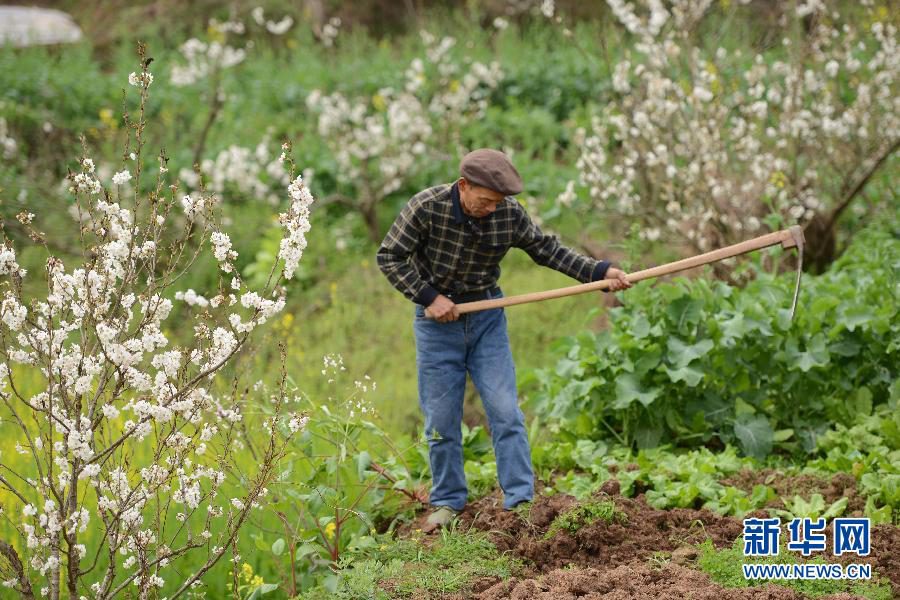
[112,170,132,186]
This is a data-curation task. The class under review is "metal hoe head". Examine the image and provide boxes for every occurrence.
[781,225,806,321]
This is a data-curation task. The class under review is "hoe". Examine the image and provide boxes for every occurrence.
[453,225,806,319]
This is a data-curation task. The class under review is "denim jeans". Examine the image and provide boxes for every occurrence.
[413,290,534,511]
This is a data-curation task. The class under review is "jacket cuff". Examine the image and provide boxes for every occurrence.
[591,260,612,282]
[415,285,440,307]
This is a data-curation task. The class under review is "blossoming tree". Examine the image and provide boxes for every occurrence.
[306,31,503,242]
[0,50,313,599]
[571,0,897,271]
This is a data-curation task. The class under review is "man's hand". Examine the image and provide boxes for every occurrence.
[606,267,633,292]
[425,294,459,322]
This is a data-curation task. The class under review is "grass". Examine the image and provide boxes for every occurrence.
[697,538,894,600]
[543,498,627,539]
[298,525,521,599]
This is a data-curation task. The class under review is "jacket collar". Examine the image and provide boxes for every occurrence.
[450,181,465,224]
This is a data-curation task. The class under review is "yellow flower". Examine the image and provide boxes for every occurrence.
[280,313,294,330]
[251,575,264,587]
[325,521,337,539]
[372,93,387,112]
[207,24,226,43]
[769,171,787,189]
[99,108,117,129]
[241,562,253,583]
[449,80,460,92]
[287,39,298,49]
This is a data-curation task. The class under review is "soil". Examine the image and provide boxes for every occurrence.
[399,483,899,600]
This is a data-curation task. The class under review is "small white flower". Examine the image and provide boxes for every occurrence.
[128,71,153,88]
[112,170,132,186]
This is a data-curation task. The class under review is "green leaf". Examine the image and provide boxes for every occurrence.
[719,313,748,342]
[663,364,704,387]
[666,296,703,332]
[772,428,794,442]
[864,497,893,524]
[852,387,873,416]
[733,415,773,459]
[634,344,662,374]
[323,573,339,593]
[822,497,848,520]
[634,424,663,449]
[667,338,714,369]
[252,535,269,552]
[631,314,652,339]
[296,543,321,559]
[614,374,661,409]
[841,304,875,331]
[356,450,372,479]
[830,338,861,356]
[271,538,285,556]
[734,398,756,417]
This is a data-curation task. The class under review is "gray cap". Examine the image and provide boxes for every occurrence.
[459,149,523,196]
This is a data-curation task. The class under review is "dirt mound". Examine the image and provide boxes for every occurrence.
[453,489,898,597]
[401,486,898,598]
[474,563,863,600]
[457,490,741,572]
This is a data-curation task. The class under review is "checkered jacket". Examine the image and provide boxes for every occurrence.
[376,183,610,306]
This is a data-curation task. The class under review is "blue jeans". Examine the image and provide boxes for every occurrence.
[413,290,534,511]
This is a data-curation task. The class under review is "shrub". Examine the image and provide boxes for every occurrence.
[529,226,899,458]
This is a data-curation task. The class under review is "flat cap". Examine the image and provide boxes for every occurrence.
[459,149,523,196]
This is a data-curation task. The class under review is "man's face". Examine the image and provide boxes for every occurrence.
[459,178,505,218]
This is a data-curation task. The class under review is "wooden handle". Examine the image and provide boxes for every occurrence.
[456,226,805,315]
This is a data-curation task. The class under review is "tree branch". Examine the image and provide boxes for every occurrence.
[0,540,35,600]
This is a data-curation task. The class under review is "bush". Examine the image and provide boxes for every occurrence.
[529,226,900,459]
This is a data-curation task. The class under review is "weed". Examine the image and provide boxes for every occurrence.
[297,527,520,599]
[544,499,627,539]
[698,538,893,600]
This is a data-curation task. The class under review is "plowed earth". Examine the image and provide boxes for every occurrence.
[397,474,898,599]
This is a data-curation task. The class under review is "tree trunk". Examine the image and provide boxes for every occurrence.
[803,138,898,273]
[362,204,381,244]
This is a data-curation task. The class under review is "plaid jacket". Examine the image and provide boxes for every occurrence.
[377,183,610,306]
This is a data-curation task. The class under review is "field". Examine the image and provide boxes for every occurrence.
[0,1,897,599]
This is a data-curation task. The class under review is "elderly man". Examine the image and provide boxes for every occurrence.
[377,149,631,531]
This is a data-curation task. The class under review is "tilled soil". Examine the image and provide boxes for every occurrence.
[401,482,899,600]
[458,489,743,571]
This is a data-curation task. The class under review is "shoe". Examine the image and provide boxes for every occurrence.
[422,506,460,533]
[506,499,533,512]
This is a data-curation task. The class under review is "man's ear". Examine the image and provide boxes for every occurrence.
[458,177,468,191]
